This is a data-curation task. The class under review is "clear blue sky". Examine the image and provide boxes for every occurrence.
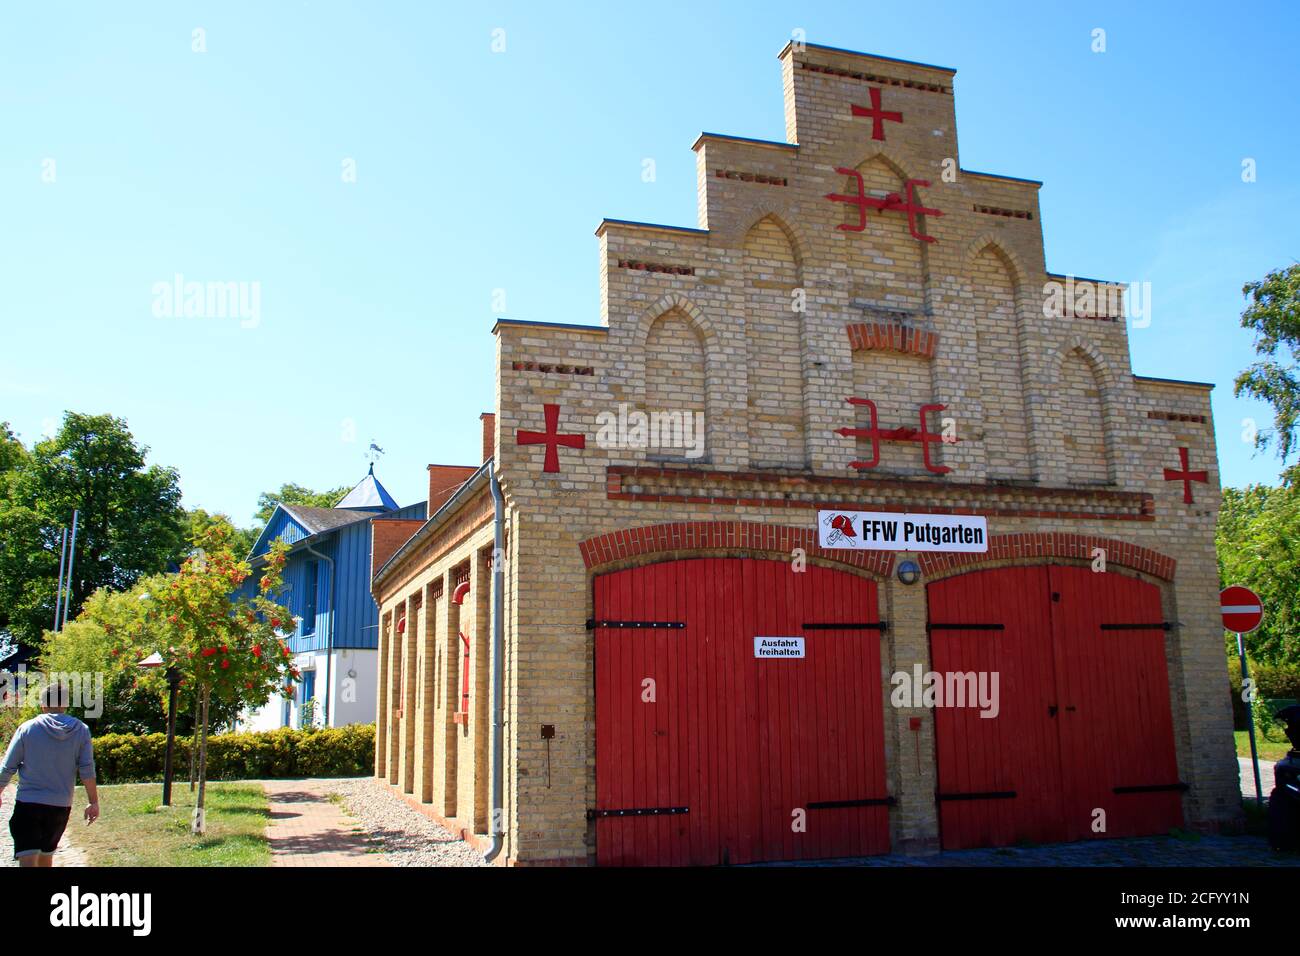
[2,1,1297,525]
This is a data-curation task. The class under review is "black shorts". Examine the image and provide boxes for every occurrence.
[9,800,71,858]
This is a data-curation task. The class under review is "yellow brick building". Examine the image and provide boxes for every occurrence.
[370,41,1239,865]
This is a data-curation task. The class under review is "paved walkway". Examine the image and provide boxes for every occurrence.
[0,797,88,867]
[262,779,388,867]
[1239,756,1277,801]
[771,833,1298,867]
[770,760,1297,868]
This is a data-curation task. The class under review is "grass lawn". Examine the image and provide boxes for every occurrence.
[1234,730,1291,762]
[71,782,270,867]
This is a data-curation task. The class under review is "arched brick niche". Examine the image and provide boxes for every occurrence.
[918,533,1175,581]
[578,520,895,578]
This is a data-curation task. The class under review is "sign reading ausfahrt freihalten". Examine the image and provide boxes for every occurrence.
[754,637,805,659]
[817,510,988,553]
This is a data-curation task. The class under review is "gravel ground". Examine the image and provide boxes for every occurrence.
[320,777,486,867]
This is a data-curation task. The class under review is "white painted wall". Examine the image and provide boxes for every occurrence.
[328,648,377,727]
[237,696,285,733]
[234,648,377,731]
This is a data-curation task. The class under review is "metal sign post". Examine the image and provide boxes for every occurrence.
[1222,586,1266,808]
[52,527,68,632]
[1237,631,1265,808]
[61,509,79,629]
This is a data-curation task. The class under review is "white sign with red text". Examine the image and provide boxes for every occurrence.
[817,510,988,553]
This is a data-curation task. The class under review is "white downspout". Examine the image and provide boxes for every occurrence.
[484,466,506,863]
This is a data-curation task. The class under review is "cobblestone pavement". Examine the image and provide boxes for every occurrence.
[765,756,1297,867]
[768,833,1299,867]
[0,796,88,867]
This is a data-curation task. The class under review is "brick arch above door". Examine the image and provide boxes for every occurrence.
[577,520,895,578]
[919,532,1176,582]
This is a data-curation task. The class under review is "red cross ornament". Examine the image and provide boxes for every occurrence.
[517,403,585,474]
[850,87,903,141]
[1162,446,1208,504]
[835,398,954,475]
[825,170,943,243]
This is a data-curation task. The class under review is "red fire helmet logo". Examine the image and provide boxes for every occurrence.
[830,514,857,537]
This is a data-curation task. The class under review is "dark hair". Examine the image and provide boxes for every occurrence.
[40,681,71,709]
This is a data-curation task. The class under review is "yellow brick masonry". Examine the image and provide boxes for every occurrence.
[373,41,1238,865]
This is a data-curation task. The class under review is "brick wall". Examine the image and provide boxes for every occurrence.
[644,310,706,460]
[743,216,805,467]
[373,40,1236,865]
[480,413,495,464]
[427,465,479,513]
[372,518,424,580]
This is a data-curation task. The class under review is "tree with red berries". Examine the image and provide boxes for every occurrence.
[101,519,299,832]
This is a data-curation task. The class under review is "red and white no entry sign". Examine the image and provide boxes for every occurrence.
[1220,585,1263,634]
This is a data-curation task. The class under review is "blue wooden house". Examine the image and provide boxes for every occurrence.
[237,466,425,730]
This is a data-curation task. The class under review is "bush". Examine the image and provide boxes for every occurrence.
[0,699,39,753]
[1254,696,1299,744]
[1228,661,1300,729]
[90,723,375,784]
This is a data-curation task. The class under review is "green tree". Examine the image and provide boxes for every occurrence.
[253,482,350,525]
[0,413,186,648]
[0,500,51,646]
[185,508,258,561]
[40,585,166,734]
[1235,263,1300,469]
[0,422,35,656]
[39,582,242,736]
[102,519,297,831]
[1216,483,1300,666]
[0,422,28,476]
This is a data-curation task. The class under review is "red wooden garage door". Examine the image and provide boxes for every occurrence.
[593,558,890,866]
[928,565,1183,850]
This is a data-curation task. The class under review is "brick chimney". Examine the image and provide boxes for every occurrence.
[480,412,496,463]
[427,464,479,514]
[371,518,424,580]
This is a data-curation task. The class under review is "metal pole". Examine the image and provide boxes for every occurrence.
[61,510,79,629]
[162,667,179,806]
[1238,632,1264,807]
[53,527,68,632]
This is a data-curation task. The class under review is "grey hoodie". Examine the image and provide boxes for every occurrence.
[0,713,96,807]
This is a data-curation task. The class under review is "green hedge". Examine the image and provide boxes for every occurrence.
[90,724,375,784]
[1228,663,1300,730]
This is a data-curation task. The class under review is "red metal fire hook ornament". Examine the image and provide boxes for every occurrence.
[825,170,943,243]
[835,397,954,475]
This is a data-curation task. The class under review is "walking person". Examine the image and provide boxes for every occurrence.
[0,681,99,866]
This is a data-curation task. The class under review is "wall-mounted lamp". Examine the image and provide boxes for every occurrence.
[897,560,921,586]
